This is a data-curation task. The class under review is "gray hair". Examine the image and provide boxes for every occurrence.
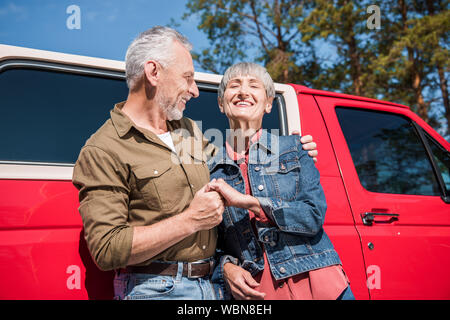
[218,62,275,102]
[125,26,192,90]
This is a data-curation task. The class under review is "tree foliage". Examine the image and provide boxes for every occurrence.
[181,0,450,138]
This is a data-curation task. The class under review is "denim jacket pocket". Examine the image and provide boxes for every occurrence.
[263,157,301,201]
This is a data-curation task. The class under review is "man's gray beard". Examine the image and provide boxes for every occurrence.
[166,106,183,121]
[159,97,183,121]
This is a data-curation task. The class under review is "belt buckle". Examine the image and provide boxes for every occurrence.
[186,260,214,278]
[187,262,201,279]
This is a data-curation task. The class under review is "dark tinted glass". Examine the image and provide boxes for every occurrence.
[336,107,440,196]
[0,67,280,164]
[424,132,450,193]
[0,68,128,163]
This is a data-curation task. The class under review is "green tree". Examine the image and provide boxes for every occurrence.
[369,0,449,128]
[298,0,375,96]
[180,0,450,138]
[182,0,320,84]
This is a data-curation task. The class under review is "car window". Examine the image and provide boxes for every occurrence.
[0,66,281,164]
[423,132,450,194]
[0,67,128,164]
[335,107,440,196]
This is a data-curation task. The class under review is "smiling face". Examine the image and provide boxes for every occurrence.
[157,40,199,120]
[219,74,273,130]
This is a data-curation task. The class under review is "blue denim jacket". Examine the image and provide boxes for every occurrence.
[209,130,341,299]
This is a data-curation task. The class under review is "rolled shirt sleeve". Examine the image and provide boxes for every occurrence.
[72,146,134,271]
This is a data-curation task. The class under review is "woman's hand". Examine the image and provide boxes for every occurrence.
[300,134,318,163]
[223,262,266,300]
[292,132,318,163]
[207,179,261,216]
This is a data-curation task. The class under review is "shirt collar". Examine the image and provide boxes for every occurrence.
[110,102,206,159]
[225,128,263,161]
[110,101,135,138]
[110,101,174,144]
[209,129,279,171]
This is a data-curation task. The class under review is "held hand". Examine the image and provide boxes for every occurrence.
[207,179,261,217]
[185,184,224,231]
[223,263,266,300]
[300,134,318,163]
[207,179,247,207]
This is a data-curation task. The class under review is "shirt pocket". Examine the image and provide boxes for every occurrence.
[263,152,301,201]
[189,153,210,187]
[133,161,176,211]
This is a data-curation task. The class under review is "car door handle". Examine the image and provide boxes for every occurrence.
[361,212,399,226]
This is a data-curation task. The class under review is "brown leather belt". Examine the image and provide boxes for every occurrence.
[119,260,214,278]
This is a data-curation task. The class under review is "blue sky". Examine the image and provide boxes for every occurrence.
[0,0,211,70]
[0,0,338,73]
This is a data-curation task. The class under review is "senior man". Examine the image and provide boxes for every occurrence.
[72,26,317,300]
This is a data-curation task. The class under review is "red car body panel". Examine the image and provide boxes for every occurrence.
[0,180,113,299]
[296,93,370,299]
[293,85,450,300]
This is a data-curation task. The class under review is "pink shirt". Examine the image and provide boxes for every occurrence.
[225,131,349,300]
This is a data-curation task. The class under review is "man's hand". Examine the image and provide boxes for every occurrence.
[223,263,266,300]
[184,184,224,232]
[292,131,318,163]
[128,185,223,266]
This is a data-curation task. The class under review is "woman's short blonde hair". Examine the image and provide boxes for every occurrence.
[218,62,275,102]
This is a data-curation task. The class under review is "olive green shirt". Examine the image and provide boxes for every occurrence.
[72,102,218,271]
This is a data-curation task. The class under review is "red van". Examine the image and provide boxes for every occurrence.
[0,44,449,300]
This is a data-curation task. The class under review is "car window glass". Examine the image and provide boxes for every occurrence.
[0,67,280,164]
[424,132,450,193]
[0,68,128,164]
[335,107,440,196]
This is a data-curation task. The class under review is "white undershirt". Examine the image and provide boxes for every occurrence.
[157,131,176,153]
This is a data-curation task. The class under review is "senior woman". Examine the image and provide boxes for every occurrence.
[208,62,354,300]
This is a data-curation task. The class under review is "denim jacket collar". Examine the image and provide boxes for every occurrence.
[208,129,280,171]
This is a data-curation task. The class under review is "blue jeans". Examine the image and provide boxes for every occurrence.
[113,261,217,300]
[337,285,355,300]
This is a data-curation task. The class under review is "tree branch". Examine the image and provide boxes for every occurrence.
[249,0,271,55]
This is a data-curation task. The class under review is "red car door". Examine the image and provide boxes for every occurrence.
[297,93,370,299]
[316,96,450,299]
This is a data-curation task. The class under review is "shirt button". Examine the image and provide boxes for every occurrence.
[254,166,260,172]
[258,185,264,191]
[279,267,286,274]
[153,170,158,175]
[202,245,207,250]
